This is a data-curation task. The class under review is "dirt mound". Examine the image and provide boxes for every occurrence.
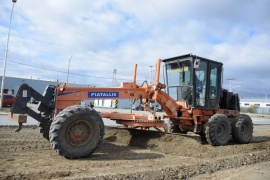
[104,127,270,158]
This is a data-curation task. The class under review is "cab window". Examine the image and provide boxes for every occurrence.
[209,65,218,99]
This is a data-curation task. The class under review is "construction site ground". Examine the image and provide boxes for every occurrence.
[0,122,270,179]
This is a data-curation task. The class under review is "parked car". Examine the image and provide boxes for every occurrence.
[1,94,15,106]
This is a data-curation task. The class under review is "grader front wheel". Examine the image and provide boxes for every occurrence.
[49,105,104,159]
[206,114,231,146]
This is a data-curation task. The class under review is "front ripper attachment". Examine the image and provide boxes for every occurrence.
[8,113,27,132]
[9,83,55,132]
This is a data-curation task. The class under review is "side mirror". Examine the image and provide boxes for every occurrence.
[194,59,200,69]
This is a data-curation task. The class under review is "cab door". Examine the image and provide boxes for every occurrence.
[205,62,222,109]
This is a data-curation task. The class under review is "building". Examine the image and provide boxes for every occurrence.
[240,98,270,114]
[0,76,90,95]
[0,76,65,95]
[240,99,270,108]
[0,76,131,109]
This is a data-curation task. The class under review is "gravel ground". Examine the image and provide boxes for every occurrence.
[0,125,270,179]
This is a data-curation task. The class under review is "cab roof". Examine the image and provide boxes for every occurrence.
[162,53,223,66]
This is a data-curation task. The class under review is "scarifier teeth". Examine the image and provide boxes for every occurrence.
[116,120,165,123]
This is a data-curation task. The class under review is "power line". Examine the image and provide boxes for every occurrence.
[0,57,143,82]
[0,34,120,61]
[0,58,268,95]
[0,35,90,52]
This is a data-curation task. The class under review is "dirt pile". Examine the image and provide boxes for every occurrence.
[105,127,270,158]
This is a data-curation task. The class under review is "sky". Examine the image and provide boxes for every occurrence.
[0,0,270,99]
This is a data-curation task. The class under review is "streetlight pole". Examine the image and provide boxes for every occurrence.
[226,77,235,92]
[66,56,72,85]
[0,0,17,109]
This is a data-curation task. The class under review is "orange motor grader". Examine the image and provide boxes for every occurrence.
[9,54,253,159]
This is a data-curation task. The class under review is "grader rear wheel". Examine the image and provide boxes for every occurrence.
[206,114,231,146]
[231,114,253,144]
[49,105,104,159]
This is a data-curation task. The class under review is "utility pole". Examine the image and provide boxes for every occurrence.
[149,65,153,84]
[66,56,72,85]
[227,77,235,92]
[0,0,17,109]
[112,69,117,87]
[112,69,118,108]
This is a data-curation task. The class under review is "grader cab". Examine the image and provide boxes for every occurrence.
[9,54,253,159]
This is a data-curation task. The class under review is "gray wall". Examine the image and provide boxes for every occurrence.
[0,76,84,95]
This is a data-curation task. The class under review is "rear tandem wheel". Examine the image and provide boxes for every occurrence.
[49,105,104,159]
[231,114,253,144]
[205,114,231,146]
